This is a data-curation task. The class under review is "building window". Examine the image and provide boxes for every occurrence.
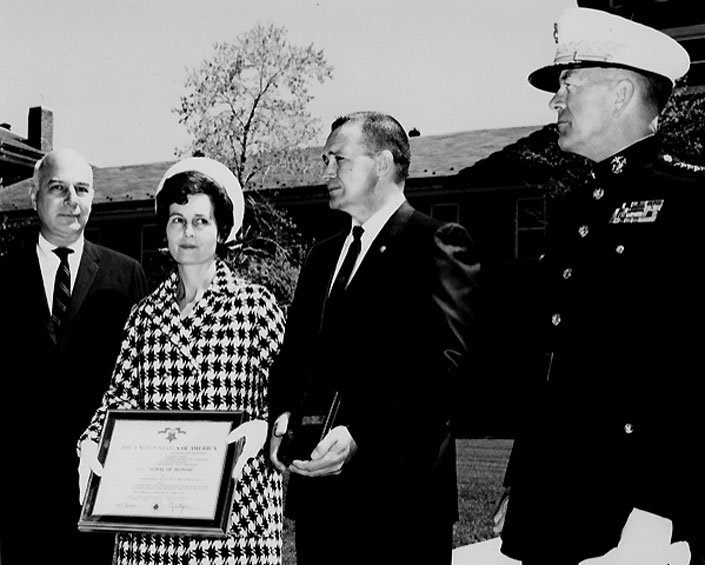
[515,196,546,259]
[431,202,459,223]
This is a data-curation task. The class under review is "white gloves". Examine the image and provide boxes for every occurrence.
[78,439,103,504]
[579,509,690,565]
[226,419,268,481]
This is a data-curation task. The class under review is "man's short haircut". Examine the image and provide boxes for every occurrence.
[331,111,411,182]
[608,66,674,115]
[156,170,234,252]
[633,70,674,114]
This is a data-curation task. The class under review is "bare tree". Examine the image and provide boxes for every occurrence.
[174,22,333,189]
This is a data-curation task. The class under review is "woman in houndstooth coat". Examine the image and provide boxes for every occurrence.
[79,157,286,565]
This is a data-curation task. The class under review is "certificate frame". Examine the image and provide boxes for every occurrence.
[78,409,244,538]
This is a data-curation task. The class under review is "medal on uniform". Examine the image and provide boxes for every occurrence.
[609,200,664,224]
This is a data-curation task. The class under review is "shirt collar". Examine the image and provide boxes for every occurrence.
[357,192,406,242]
[37,233,85,257]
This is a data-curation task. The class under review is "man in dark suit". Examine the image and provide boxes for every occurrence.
[0,148,149,564]
[268,111,480,565]
[495,8,705,565]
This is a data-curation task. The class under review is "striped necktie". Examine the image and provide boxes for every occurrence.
[52,247,73,336]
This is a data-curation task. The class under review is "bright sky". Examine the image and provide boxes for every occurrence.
[0,0,577,168]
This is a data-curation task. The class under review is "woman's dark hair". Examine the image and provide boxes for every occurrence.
[156,170,234,253]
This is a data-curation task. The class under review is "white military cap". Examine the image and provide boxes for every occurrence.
[155,157,245,244]
[529,7,690,92]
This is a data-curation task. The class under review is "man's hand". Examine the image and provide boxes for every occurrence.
[227,419,268,481]
[268,412,291,473]
[289,425,357,477]
[78,439,103,504]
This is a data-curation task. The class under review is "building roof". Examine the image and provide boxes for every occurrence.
[0,125,543,213]
[0,126,45,185]
[456,123,562,187]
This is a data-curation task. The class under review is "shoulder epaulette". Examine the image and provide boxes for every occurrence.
[660,154,705,174]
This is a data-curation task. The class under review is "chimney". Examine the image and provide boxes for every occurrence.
[27,106,53,152]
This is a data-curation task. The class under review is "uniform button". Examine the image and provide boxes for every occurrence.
[578,225,589,238]
[562,268,572,279]
[624,423,634,434]
[615,245,625,254]
[592,188,604,200]
[551,313,561,326]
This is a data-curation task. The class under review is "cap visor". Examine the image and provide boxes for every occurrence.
[528,64,572,93]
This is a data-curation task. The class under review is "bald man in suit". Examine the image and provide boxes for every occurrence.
[0,148,148,564]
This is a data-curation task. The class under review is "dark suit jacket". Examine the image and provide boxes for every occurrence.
[270,202,480,528]
[0,239,148,564]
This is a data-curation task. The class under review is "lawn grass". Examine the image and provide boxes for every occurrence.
[280,438,513,564]
[453,438,513,548]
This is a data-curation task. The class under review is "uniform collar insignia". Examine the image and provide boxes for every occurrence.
[611,155,627,174]
[594,136,658,180]
[610,199,664,224]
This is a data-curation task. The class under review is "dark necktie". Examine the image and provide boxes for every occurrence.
[52,247,73,335]
[329,225,364,302]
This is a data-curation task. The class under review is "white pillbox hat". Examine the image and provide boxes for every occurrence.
[155,157,245,244]
[529,7,690,92]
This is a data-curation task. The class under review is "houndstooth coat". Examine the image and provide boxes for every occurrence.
[81,261,286,565]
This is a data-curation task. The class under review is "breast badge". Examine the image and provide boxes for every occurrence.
[609,200,664,224]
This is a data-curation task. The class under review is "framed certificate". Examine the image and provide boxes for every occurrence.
[78,409,244,537]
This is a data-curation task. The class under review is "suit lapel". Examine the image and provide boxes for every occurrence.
[317,231,348,333]
[322,232,347,296]
[66,240,99,328]
[320,202,415,327]
[347,201,414,290]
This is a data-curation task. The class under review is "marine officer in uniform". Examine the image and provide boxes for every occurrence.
[495,7,705,565]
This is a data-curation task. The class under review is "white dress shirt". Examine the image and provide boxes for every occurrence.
[36,234,85,314]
